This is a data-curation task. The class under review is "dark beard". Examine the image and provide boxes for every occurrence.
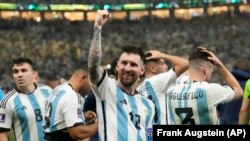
[121,81,134,87]
[120,77,137,87]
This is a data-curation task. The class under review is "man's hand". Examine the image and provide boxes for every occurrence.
[198,46,223,67]
[145,50,164,60]
[94,10,111,28]
[84,110,97,125]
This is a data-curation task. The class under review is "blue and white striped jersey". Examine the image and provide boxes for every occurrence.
[166,81,235,125]
[137,69,177,125]
[0,84,51,141]
[91,71,155,141]
[176,72,189,84]
[44,82,85,133]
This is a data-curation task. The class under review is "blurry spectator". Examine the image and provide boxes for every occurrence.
[218,58,250,124]
[33,70,41,83]
[1,13,250,92]
[44,73,59,89]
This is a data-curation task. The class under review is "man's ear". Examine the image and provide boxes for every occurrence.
[81,73,87,80]
[150,64,157,73]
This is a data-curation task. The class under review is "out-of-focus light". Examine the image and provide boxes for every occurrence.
[155,3,166,9]
[28,4,36,10]
[106,64,111,69]
[103,4,112,10]
[36,17,41,22]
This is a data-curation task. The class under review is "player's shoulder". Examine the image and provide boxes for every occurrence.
[36,83,52,90]
[0,89,17,109]
[136,80,147,92]
[137,92,154,105]
[53,82,72,96]
[204,82,226,88]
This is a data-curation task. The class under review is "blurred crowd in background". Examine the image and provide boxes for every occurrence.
[0,13,250,92]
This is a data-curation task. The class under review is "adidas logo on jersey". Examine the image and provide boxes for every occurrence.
[21,106,27,110]
[120,99,127,105]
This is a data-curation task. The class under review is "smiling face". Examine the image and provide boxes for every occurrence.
[12,63,35,88]
[116,52,145,88]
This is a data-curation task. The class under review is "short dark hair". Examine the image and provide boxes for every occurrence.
[119,45,145,64]
[74,60,88,71]
[189,49,212,64]
[12,57,36,70]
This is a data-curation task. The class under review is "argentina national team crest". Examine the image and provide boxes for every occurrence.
[0,114,6,123]
[77,108,82,118]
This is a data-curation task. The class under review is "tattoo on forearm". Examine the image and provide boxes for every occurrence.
[88,26,102,81]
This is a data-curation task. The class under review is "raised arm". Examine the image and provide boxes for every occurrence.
[88,10,110,85]
[145,50,188,77]
[199,47,243,100]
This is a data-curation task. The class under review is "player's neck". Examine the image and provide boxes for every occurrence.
[68,80,79,93]
[145,73,154,79]
[17,83,36,94]
[118,82,136,95]
[189,73,206,82]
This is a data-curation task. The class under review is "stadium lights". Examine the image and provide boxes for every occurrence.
[155,2,167,9]
[28,4,36,10]
[0,3,17,10]
[103,4,112,10]
[0,1,248,11]
[123,3,147,10]
[72,4,90,10]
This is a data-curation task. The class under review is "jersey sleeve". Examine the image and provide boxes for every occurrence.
[147,69,177,93]
[208,83,235,105]
[0,100,13,130]
[90,70,116,100]
[62,93,84,127]
[39,85,53,99]
[243,79,250,99]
